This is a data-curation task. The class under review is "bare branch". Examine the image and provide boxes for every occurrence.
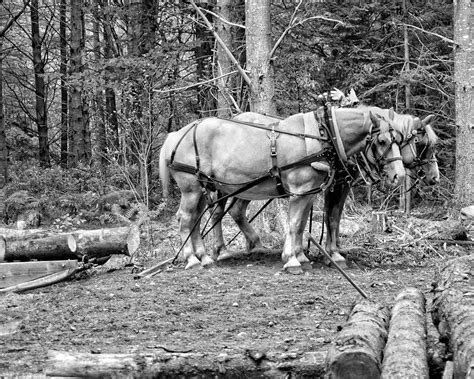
[189,0,252,87]
[398,22,455,46]
[200,8,245,30]
[270,14,345,60]
[154,70,239,94]
[0,0,30,38]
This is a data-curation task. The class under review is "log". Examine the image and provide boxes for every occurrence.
[0,260,78,288]
[0,226,138,262]
[325,300,390,379]
[70,226,138,258]
[381,287,429,378]
[46,349,327,378]
[432,254,474,379]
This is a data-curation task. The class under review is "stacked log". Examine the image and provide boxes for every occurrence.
[325,300,390,378]
[432,254,474,378]
[381,287,429,378]
[0,226,138,262]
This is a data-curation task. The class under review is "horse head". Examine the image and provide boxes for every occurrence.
[366,110,406,187]
[401,115,439,185]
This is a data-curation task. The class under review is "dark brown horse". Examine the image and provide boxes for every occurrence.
[159,107,405,272]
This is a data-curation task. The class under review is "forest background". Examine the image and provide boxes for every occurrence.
[0,0,470,229]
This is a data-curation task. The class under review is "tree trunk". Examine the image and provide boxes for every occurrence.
[69,0,88,167]
[454,0,474,206]
[215,0,235,117]
[431,254,474,378]
[101,0,119,154]
[30,0,50,168]
[381,287,429,378]
[92,5,106,169]
[325,300,390,379]
[245,0,276,115]
[194,1,216,117]
[46,349,326,378]
[0,226,137,262]
[0,4,7,192]
[60,0,68,168]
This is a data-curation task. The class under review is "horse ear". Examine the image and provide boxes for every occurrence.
[369,111,380,128]
[413,117,421,129]
[388,107,395,120]
[421,114,435,127]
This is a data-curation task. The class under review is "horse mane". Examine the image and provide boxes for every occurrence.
[423,123,438,145]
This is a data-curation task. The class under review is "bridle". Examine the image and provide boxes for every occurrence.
[401,127,438,174]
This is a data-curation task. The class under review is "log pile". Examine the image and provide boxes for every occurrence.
[432,254,474,378]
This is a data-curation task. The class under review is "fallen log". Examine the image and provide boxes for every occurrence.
[325,300,390,379]
[381,287,429,378]
[432,254,474,379]
[46,349,326,378]
[0,226,138,262]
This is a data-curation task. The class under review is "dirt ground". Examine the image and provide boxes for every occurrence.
[0,206,471,377]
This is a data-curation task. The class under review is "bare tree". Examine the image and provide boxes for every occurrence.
[453,0,474,206]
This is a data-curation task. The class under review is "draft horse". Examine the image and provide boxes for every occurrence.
[159,106,406,273]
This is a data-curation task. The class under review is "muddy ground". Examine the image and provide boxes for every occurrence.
[0,205,471,377]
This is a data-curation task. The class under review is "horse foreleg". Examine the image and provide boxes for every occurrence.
[324,181,350,266]
[229,199,263,253]
[282,195,315,274]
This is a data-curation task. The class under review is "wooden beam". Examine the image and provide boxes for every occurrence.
[0,260,78,288]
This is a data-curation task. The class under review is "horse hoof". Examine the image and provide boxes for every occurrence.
[200,255,215,267]
[297,252,310,263]
[217,250,234,261]
[333,259,347,269]
[185,255,201,270]
[285,265,304,275]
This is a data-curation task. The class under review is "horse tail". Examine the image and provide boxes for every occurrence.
[159,137,171,199]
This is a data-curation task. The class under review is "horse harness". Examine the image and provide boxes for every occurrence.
[167,106,393,205]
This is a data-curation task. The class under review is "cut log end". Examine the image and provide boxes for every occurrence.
[327,351,380,379]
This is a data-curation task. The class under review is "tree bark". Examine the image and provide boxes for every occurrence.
[325,300,390,379]
[454,0,474,206]
[381,287,429,378]
[431,254,474,379]
[69,0,88,167]
[0,5,7,193]
[46,349,326,378]
[194,1,216,117]
[245,0,276,115]
[60,0,68,168]
[30,0,50,168]
[215,0,235,117]
[92,4,106,169]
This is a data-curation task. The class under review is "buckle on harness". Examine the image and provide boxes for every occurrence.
[270,146,277,157]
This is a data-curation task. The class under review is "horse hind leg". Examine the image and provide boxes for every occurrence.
[191,195,215,268]
[177,191,205,270]
[229,199,263,253]
[209,196,233,261]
